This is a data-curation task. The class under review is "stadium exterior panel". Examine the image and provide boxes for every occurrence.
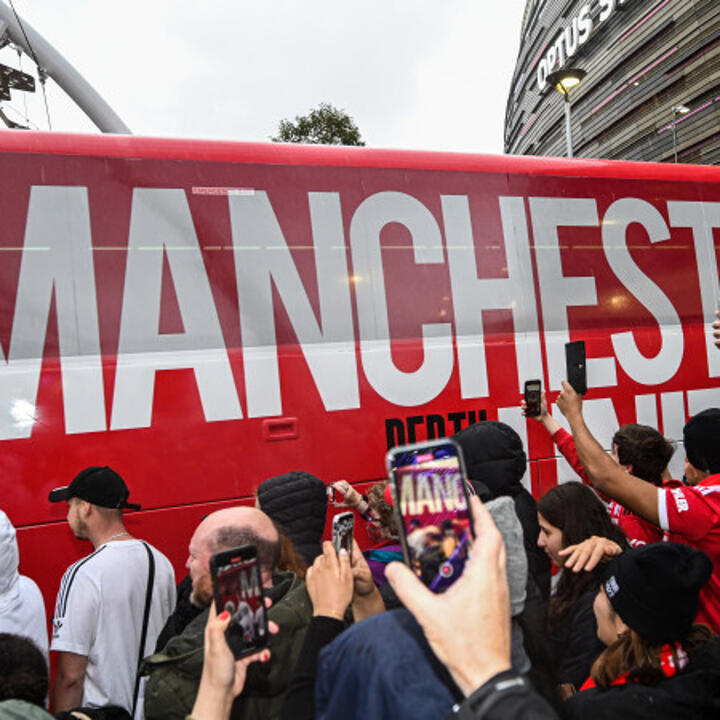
[505,0,720,164]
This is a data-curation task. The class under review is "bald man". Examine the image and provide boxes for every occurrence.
[153,508,282,652]
[143,507,312,720]
[186,507,279,608]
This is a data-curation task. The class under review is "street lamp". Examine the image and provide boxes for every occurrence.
[671,104,690,163]
[546,68,586,158]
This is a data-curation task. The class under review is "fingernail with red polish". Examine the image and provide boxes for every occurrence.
[219,610,230,620]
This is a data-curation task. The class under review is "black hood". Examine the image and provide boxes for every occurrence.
[453,421,527,499]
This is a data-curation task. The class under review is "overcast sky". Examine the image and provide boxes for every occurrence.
[0,1,527,154]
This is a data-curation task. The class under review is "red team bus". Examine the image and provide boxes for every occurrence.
[2,131,720,614]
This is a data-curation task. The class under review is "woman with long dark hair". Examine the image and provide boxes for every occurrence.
[537,482,627,691]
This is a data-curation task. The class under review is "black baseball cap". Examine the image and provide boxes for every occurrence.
[48,466,141,510]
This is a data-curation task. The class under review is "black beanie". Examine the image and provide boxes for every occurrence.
[257,471,327,565]
[602,543,713,642]
[684,408,720,474]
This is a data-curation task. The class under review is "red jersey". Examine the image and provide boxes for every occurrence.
[552,428,663,548]
[658,477,720,634]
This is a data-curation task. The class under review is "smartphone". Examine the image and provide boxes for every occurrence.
[332,511,354,557]
[386,439,474,593]
[524,379,542,417]
[565,340,587,396]
[209,545,269,659]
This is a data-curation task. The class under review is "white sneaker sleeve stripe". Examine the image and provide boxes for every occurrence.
[658,487,670,532]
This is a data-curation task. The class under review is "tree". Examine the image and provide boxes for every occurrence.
[271,102,365,146]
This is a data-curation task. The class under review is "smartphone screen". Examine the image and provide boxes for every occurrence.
[387,440,473,593]
[524,379,542,417]
[211,546,268,659]
[332,511,354,556]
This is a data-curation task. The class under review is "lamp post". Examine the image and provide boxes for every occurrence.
[546,69,586,158]
[671,104,690,163]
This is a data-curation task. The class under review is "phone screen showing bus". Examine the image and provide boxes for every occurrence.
[212,551,268,659]
[388,441,473,593]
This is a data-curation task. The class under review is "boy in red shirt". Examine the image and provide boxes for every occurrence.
[557,386,720,634]
[523,393,676,547]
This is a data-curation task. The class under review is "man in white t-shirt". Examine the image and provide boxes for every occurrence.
[49,466,175,718]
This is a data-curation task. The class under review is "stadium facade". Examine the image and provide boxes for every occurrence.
[504,0,720,163]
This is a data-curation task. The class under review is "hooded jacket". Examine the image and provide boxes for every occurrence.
[257,472,327,564]
[0,511,47,657]
[453,421,551,601]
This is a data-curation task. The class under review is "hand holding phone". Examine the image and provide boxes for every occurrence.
[210,545,269,659]
[328,480,364,509]
[386,439,474,593]
[191,603,272,718]
[306,541,353,621]
[384,496,511,697]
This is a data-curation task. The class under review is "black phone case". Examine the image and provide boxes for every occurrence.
[210,546,269,659]
[565,341,587,395]
[524,379,542,417]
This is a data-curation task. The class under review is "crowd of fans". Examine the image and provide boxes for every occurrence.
[2,380,720,719]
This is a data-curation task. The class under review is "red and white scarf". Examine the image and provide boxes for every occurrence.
[580,642,689,691]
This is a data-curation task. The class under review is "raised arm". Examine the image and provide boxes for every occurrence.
[556,382,660,526]
[524,390,597,487]
[522,390,562,436]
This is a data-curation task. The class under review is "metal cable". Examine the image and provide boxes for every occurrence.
[8,0,51,129]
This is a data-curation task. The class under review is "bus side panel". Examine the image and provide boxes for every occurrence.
[1,141,718,611]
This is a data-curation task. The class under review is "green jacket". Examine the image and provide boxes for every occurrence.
[0,700,54,720]
[142,572,311,720]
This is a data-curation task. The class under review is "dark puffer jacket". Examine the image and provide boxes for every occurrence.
[453,421,551,600]
[548,584,604,690]
[257,472,327,564]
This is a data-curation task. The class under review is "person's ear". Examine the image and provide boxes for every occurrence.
[615,616,630,637]
[684,460,706,485]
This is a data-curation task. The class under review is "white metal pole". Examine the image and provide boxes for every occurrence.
[564,99,573,158]
[0,1,130,133]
